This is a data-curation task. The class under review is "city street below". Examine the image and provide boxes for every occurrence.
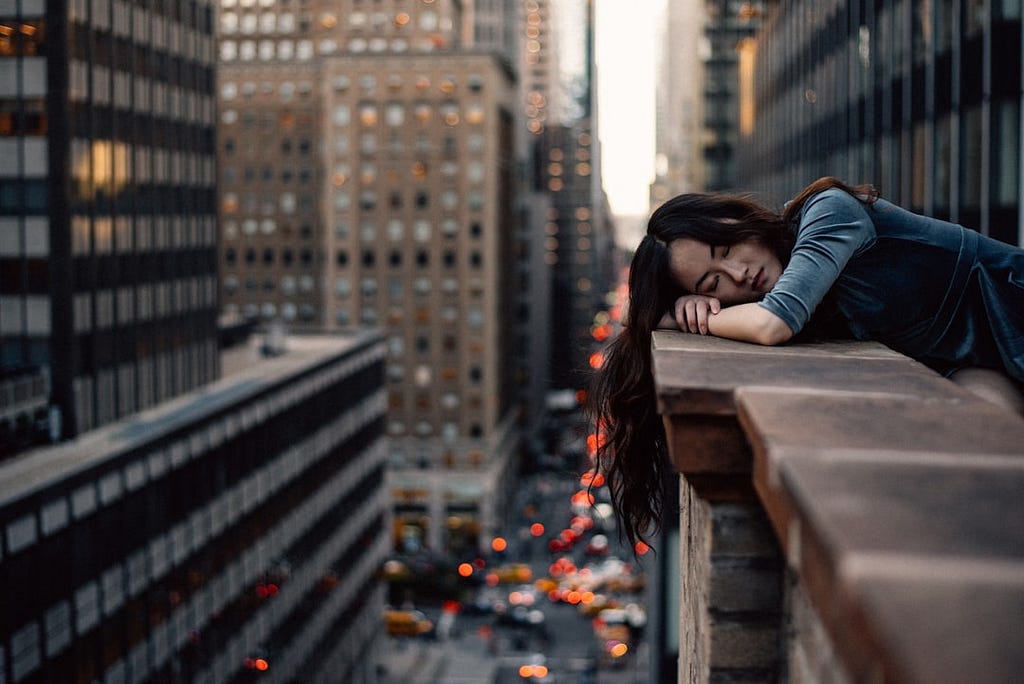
[377,466,652,684]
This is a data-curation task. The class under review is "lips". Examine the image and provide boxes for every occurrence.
[752,268,765,291]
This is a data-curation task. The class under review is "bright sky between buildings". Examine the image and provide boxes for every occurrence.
[595,0,660,219]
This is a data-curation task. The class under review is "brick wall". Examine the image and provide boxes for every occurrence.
[678,476,783,682]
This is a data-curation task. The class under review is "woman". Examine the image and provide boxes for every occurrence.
[589,176,1024,550]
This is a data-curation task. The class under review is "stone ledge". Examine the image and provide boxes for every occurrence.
[737,388,1024,684]
[652,330,1024,683]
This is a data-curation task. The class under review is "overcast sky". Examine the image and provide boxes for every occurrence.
[595,0,659,219]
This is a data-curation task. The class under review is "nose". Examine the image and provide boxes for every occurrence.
[721,259,747,283]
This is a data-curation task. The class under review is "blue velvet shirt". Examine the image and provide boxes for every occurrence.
[758,188,1024,381]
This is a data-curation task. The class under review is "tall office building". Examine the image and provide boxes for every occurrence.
[518,0,563,138]
[216,0,522,554]
[0,0,220,451]
[473,0,517,62]
[701,0,766,192]
[529,0,615,391]
[651,0,708,207]
[735,0,1023,247]
[0,331,390,683]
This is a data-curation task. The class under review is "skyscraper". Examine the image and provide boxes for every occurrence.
[735,0,1023,247]
[0,331,390,683]
[528,0,615,391]
[216,0,522,554]
[0,0,220,448]
[701,0,766,192]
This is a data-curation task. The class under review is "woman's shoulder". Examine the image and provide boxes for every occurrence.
[803,186,869,212]
[798,186,875,224]
[795,186,877,248]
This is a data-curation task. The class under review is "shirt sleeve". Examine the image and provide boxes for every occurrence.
[758,188,876,334]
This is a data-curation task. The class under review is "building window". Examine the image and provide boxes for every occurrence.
[385,103,405,126]
[359,103,378,126]
[333,104,351,126]
[387,219,404,240]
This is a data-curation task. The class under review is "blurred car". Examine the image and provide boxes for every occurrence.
[577,594,620,617]
[384,609,434,636]
[494,562,533,583]
[585,534,609,556]
[497,604,546,628]
[548,536,573,553]
[533,577,559,594]
[593,615,631,668]
[508,585,538,606]
[464,593,497,615]
[517,653,553,681]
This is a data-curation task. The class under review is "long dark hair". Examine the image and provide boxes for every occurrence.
[587,177,877,551]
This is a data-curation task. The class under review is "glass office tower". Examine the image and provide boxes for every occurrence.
[0,333,389,683]
[0,0,220,450]
[735,0,1023,247]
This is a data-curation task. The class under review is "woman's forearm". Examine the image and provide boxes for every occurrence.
[706,303,794,345]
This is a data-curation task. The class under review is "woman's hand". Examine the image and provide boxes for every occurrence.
[673,294,722,334]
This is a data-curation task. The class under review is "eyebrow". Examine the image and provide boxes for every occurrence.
[693,244,714,293]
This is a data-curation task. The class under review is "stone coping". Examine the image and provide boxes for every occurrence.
[651,330,1024,683]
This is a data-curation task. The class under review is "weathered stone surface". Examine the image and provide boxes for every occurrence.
[709,560,782,613]
[708,620,780,669]
[848,574,1024,684]
[737,389,1024,458]
[664,414,751,474]
[711,504,781,558]
[653,331,902,360]
[652,332,951,417]
[652,330,1024,684]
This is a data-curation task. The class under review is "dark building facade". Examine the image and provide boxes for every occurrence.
[0,0,220,450]
[537,123,610,390]
[0,332,389,683]
[702,0,767,192]
[736,0,1023,246]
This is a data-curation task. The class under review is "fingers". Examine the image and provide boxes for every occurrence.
[674,296,721,334]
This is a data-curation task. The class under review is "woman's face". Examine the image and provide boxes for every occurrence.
[668,237,782,305]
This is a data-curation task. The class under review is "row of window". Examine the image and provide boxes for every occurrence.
[222,131,483,159]
[223,300,316,323]
[219,34,453,60]
[70,214,218,256]
[333,101,485,127]
[72,341,218,432]
[219,9,444,35]
[222,218,312,239]
[223,273,313,293]
[337,274,481,298]
[221,298,488,332]
[222,188,488,215]
[333,188,488,212]
[0,20,45,57]
[69,61,216,122]
[219,101,485,129]
[71,278,217,333]
[220,73,484,100]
